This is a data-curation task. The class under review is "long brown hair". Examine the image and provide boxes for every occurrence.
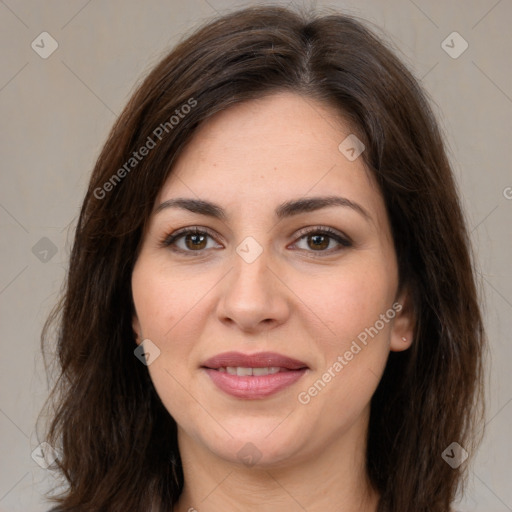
[39,5,486,511]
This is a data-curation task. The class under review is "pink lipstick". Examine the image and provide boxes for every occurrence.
[201,351,308,399]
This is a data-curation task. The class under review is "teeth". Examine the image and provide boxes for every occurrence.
[252,367,269,376]
[236,367,253,376]
[222,366,283,376]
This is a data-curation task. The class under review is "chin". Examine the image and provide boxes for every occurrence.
[190,418,308,468]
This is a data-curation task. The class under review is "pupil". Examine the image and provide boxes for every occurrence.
[309,234,328,250]
[186,233,206,249]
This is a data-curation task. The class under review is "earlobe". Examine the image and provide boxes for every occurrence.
[390,291,415,352]
[132,315,142,346]
[391,334,413,352]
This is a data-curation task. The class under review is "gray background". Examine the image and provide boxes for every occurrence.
[0,0,510,510]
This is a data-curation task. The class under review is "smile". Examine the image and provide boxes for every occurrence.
[201,351,309,399]
[218,366,287,375]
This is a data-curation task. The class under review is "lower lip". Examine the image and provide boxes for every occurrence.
[203,368,307,399]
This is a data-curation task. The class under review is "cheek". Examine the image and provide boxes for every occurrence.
[132,259,200,420]
[132,277,177,338]
[304,258,397,343]
[295,269,395,429]
[131,254,220,370]
[131,256,203,342]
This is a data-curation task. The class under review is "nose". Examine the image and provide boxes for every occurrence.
[216,246,290,334]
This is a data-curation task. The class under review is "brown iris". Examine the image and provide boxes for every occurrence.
[185,233,208,250]
[308,234,329,250]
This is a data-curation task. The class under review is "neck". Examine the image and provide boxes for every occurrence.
[173,407,380,512]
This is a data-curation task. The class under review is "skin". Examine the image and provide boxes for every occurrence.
[131,91,414,512]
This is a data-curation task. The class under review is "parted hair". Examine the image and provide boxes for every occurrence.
[39,5,486,511]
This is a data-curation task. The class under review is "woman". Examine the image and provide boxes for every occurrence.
[39,5,486,511]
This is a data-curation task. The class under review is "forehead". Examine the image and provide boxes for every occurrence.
[156,92,385,226]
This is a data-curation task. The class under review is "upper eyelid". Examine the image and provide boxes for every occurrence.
[294,225,349,239]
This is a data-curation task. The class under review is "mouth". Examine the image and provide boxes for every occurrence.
[214,366,292,375]
[202,351,308,370]
[201,351,309,399]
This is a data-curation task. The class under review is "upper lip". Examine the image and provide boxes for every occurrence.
[202,351,308,370]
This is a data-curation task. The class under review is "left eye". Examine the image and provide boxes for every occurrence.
[292,228,352,253]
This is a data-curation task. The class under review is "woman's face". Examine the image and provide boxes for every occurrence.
[131,92,413,468]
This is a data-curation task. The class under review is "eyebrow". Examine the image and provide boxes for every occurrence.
[154,195,371,221]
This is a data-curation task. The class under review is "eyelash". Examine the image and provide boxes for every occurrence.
[159,225,352,257]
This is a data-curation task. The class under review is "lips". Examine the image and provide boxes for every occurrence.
[201,351,308,399]
[202,351,308,370]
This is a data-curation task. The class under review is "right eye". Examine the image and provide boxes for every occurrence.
[160,227,223,254]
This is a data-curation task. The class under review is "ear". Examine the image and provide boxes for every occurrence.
[389,288,415,352]
[132,315,142,346]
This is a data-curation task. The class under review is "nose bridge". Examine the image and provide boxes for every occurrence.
[217,236,289,330]
[230,239,273,304]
